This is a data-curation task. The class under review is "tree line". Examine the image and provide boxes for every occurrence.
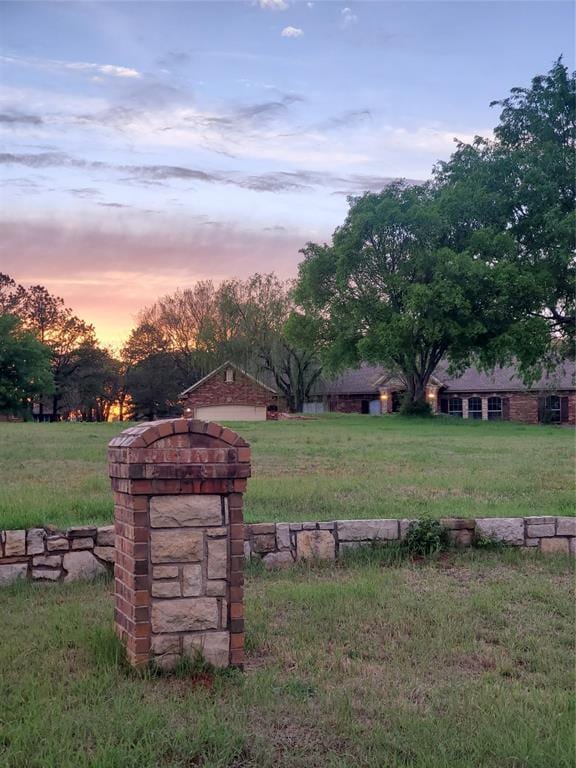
[1,59,573,419]
[0,272,318,420]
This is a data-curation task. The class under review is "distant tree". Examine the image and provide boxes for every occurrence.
[61,344,122,422]
[122,323,191,419]
[219,274,323,412]
[0,315,53,414]
[291,183,524,409]
[136,282,222,379]
[17,285,96,418]
[0,273,26,315]
[435,58,575,365]
[125,352,186,420]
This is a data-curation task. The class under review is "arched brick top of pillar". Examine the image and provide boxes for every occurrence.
[108,418,251,496]
[109,418,249,449]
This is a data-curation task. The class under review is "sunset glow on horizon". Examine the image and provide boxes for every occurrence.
[1,1,573,346]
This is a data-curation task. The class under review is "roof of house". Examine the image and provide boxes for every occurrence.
[318,360,575,396]
[180,361,278,398]
[318,364,386,395]
[437,361,575,393]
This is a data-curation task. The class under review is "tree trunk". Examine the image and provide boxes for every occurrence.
[406,373,429,406]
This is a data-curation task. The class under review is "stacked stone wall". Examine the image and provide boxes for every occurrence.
[245,515,576,566]
[2,516,573,588]
[0,524,114,585]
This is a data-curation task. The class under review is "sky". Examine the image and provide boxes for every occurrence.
[0,0,574,347]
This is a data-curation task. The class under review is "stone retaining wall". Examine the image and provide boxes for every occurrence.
[0,525,115,585]
[1,516,574,586]
[243,515,576,568]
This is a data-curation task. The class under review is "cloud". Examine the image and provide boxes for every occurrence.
[341,7,358,27]
[309,109,371,132]
[98,202,132,208]
[0,54,141,80]
[0,215,312,344]
[259,0,289,9]
[68,187,102,199]
[0,150,422,194]
[0,112,43,126]
[281,26,303,38]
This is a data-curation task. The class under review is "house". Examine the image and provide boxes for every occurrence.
[312,361,575,425]
[180,361,282,421]
[180,359,575,425]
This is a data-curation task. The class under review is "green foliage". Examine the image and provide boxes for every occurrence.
[403,516,451,557]
[435,58,575,366]
[399,397,432,418]
[0,314,53,413]
[125,351,188,420]
[293,60,575,399]
[293,182,515,405]
[473,531,508,551]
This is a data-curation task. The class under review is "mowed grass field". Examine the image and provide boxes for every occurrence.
[1,550,574,768]
[0,414,574,530]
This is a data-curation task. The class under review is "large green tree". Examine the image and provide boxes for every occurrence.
[0,315,53,414]
[291,183,521,408]
[435,58,575,363]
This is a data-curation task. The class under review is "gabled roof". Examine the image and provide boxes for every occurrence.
[317,364,386,395]
[437,361,575,392]
[179,361,278,398]
[318,360,575,396]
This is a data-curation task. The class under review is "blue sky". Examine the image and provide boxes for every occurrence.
[0,0,573,344]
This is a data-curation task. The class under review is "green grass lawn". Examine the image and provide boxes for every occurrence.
[0,414,574,530]
[1,550,573,767]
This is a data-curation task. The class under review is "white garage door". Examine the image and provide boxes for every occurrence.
[195,405,267,422]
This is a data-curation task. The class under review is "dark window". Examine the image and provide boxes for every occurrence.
[540,395,561,423]
[468,397,482,419]
[487,397,502,421]
[439,397,448,414]
[448,397,463,417]
[361,399,370,414]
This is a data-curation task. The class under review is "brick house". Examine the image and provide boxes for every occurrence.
[311,361,575,425]
[180,361,283,421]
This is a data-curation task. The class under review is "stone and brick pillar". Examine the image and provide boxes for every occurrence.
[107,419,249,671]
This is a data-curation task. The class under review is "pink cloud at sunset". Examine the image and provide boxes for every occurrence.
[0,216,315,347]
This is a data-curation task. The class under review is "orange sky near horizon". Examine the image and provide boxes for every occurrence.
[3,215,313,349]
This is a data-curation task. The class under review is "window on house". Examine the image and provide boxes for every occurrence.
[468,397,482,419]
[487,397,502,420]
[225,367,235,383]
[541,395,561,423]
[448,397,463,417]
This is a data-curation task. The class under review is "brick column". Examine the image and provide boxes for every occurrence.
[108,419,250,670]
